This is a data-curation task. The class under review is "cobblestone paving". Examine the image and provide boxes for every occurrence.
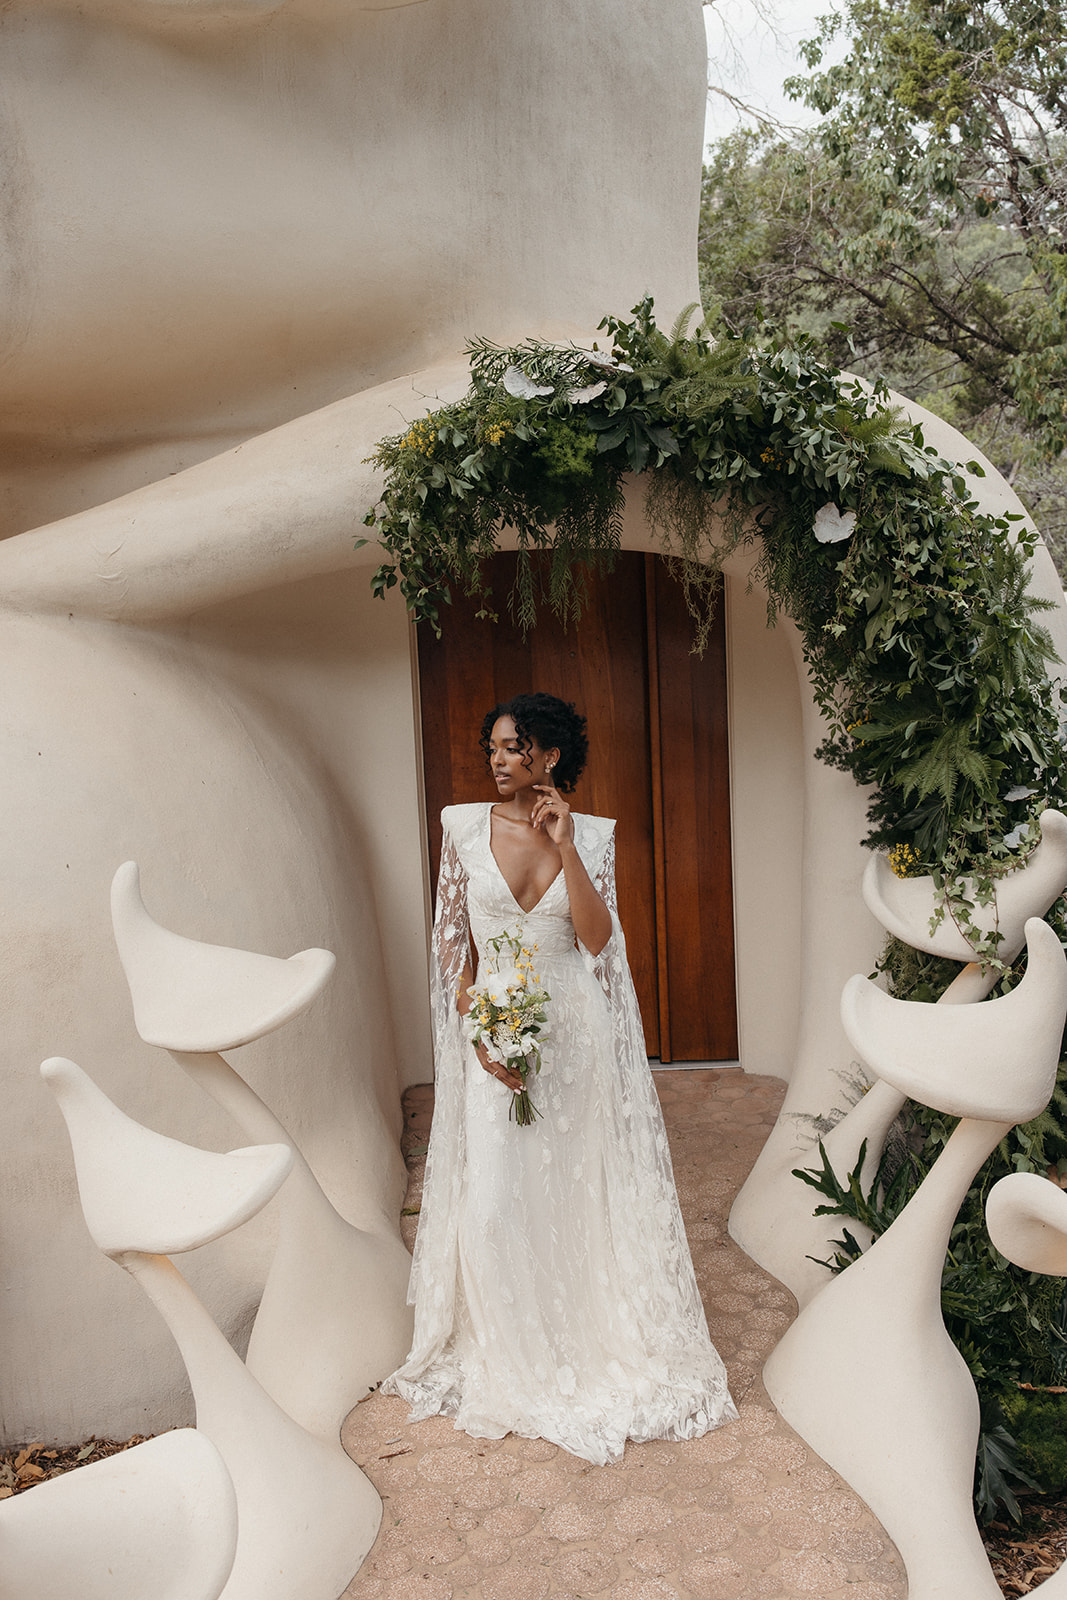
[341,1069,906,1600]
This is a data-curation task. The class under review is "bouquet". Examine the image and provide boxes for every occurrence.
[462,930,551,1125]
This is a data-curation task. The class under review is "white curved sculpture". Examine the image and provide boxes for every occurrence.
[111,861,336,1052]
[984,1175,1067,1597]
[40,1056,293,1255]
[0,1429,237,1600]
[111,861,414,1440]
[42,1056,382,1600]
[738,824,1067,1306]
[863,809,1067,963]
[987,1171,1067,1278]
[841,918,1065,1123]
[764,917,1067,1600]
[3,0,1065,1451]
[120,1252,382,1600]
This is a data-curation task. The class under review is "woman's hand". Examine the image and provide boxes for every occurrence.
[475,1039,524,1092]
[531,782,574,846]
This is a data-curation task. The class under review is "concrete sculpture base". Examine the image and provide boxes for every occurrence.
[764,1116,1008,1600]
[0,1429,238,1600]
[123,1251,382,1600]
[111,861,413,1439]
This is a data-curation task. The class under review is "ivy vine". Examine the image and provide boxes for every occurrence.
[365,296,1067,955]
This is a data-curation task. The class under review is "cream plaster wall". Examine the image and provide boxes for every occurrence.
[0,0,707,537]
[723,582,806,1080]
[179,572,433,1092]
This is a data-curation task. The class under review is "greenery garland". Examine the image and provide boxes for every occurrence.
[366,296,1067,951]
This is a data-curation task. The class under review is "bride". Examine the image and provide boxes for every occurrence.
[384,692,737,1464]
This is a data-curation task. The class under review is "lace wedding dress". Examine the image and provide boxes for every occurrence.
[383,802,737,1465]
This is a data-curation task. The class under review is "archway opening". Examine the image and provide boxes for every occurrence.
[416,550,738,1063]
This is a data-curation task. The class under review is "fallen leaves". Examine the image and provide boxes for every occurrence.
[0,1435,152,1498]
[985,1496,1067,1594]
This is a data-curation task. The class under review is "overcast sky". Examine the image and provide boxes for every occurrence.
[703,0,845,146]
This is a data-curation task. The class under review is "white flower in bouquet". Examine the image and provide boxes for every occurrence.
[463,928,551,1127]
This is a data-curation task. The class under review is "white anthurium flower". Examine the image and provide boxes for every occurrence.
[565,381,608,404]
[502,365,554,399]
[1005,784,1038,802]
[1003,823,1029,849]
[813,502,858,544]
[582,350,634,373]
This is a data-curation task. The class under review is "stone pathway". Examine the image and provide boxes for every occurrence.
[341,1069,906,1600]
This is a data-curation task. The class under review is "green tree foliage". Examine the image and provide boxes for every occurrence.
[700,0,1067,459]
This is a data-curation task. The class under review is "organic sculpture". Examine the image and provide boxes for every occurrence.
[111,861,414,1440]
[41,1055,381,1600]
[0,1429,238,1600]
[764,918,1067,1600]
[987,1171,1067,1276]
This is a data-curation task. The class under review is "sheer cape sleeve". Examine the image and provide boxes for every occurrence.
[573,816,724,1372]
[398,805,476,1357]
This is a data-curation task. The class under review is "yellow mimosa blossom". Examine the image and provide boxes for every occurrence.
[888,842,922,879]
[401,419,436,457]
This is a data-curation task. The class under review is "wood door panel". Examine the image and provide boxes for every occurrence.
[418,553,659,1051]
[651,563,739,1060]
[417,551,737,1061]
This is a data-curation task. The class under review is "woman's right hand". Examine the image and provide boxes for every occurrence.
[475,1038,524,1092]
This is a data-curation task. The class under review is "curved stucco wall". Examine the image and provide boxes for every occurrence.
[0,0,707,538]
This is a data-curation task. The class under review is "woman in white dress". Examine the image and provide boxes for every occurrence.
[384,693,737,1465]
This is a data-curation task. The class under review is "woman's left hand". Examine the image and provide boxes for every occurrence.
[531,783,574,847]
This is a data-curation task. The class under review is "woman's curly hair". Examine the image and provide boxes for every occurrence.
[479,693,589,794]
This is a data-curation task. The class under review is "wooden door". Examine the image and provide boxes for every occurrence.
[416,551,738,1061]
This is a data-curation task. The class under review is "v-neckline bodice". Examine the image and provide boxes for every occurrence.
[487,805,564,915]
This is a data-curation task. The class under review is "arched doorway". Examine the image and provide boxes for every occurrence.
[416,551,738,1062]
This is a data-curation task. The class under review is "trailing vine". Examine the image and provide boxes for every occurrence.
[366,296,1067,951]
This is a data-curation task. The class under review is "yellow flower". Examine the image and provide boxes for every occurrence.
[401,419,436,457]
[760,447,783,468]
[888,842,922,879]
[484,420,513,446]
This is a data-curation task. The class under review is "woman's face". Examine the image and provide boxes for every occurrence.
[487,715,554,798]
